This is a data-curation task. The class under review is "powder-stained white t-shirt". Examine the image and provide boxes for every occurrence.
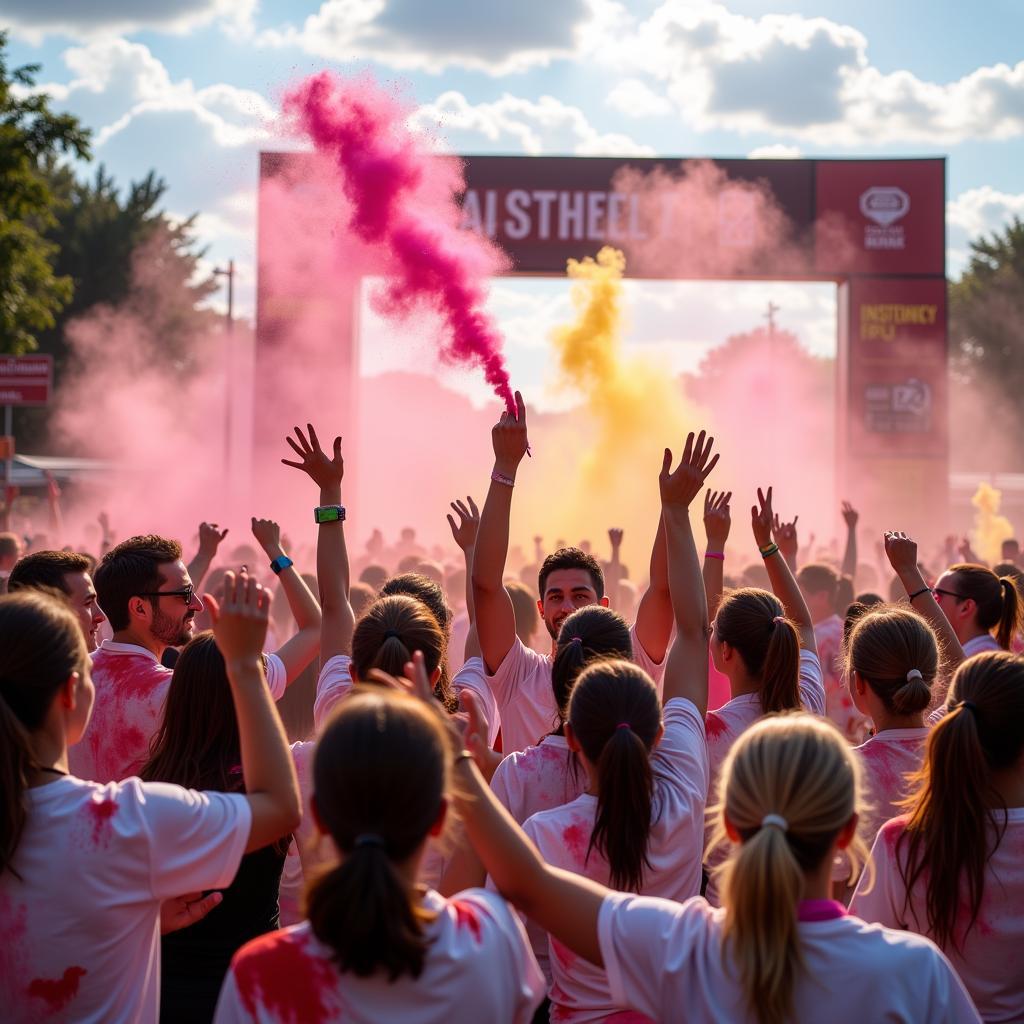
[212,889,543,1024]
[486,624,666,757]
[0,775,251,1024]
[490,734,586,826]
[522,698,708,1023]
[852,811,1024,1023]
[598,893,980,1023]
[928,635,1004,726]
[70,641,287,784]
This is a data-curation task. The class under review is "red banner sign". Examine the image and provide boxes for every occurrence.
[0,355,53,407]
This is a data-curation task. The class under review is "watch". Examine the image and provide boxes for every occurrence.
[270,555,294,575]
[314,504,346,524]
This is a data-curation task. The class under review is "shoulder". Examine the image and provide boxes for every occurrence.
[438,888,524,945]
[486,636,548,679]
[230,923,338,1012]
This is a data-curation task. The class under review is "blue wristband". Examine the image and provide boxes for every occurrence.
[270,555,294,575]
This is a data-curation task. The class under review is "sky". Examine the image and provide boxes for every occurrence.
[4,0,1024,408]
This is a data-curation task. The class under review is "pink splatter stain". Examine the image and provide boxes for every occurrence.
[551,937,577,971]
[234,929,338,1024]
[563,822,590,865]
[450,899,483,944]
[85,796,118,847]
[704,712,728,741]
[283,73,516,413]
[27,967,87,1012]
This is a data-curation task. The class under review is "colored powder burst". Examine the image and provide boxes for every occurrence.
[970,482,1015,565]
[283,72,516,413]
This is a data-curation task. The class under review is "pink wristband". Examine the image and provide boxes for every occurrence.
[490,469,515,488]
[704,551,725,560]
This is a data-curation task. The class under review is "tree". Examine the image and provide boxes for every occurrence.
[0,32,90,353]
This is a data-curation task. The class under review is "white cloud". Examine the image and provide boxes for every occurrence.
[946,186,1024,278]
[606,78,673,118]
[259,0,598,75]
[593,0,1024,145]
[747,144,802,158]
[412,91,655,156]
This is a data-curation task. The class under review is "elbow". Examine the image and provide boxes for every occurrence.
[471,572,501,597]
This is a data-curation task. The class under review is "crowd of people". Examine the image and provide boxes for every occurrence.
[1,398,1022,1023]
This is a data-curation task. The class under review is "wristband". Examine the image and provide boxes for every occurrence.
[759,542,780,559]
[453,750,475,767]
[270,555,293,575]
[704,551,725,560]
[314,504,346,524]
[907,586,930,601]
[490,469,515,488]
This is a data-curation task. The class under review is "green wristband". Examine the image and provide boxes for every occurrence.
[759,542,780,559]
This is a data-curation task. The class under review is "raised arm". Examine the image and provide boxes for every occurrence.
[186,521,228,589]
[447,496,481,661]
[252,517,322,683]
[885,531,964,689]
[605,528,625,612]
[473,392,529,674]
[702,489,731,618]
[772,512,799,573]
[213,571,301,853]
[754,488,816,656]
[840,501,859,581]
[660,432,716,715]
[281,425,353,664]
[633,518,673,663]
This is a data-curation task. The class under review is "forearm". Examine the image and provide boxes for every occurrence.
[187,551,215,589]
[898,566,965,682]
[764,549,816,650]
[634,518,673,660]
[702,557,725,618]
[842,526,857,580]
[463,544,476,625]
[274,561,322,632]
[472,476,514,595]
[317,483,354,661]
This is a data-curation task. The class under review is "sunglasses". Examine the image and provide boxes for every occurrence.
[932,587,965,602]
[137,585,195,605]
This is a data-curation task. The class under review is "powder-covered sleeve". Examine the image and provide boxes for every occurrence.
[485,636,534,707]
[312,654,354,733]
[849,817,907,929]
[263,652,287,701]
[653,698,710,809]
[629,622,667,689]
[453,656,500,747]
[798,650,826,716]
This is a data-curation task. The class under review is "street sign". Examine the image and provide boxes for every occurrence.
[0,355,53,406]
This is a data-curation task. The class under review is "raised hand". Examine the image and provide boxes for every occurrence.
[198,521,229,557]
[772,512,799,564]
[447,496,480,552]
[703,490,732,549]
[884,530,920,578]
[608,527,624,551]
[213,570,270,669]
[751,487,775,550]
[281,424,344,492]
[491,391,529,474]
[660,430,719,509]
[251,518,283,557]
[841,501,859,530]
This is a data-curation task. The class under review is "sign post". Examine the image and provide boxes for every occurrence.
[0,355,54,523]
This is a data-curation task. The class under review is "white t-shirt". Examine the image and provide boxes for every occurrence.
[212,889,543,1024]
[598,893,980,1023]
[486,623,666,756]
[0,775,251,1024]
[928,635,1004,726]
[490,734,586,826]
[70,641,287,784]
[852,811,1024,1023]
[522,698,708,1022]
[313,654,499,748]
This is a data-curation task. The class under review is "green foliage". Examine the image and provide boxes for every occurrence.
[0,32,91,353]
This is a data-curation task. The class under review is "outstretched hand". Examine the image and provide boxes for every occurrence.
[281,424,344,491]
[447,497,480,552]
[198,522,229,556]
[703,490,732,549]
[884,530,920,578]
[212,570,270,668]
[772,512,799,563]
[841,501,859,530]
[660,430,719,509]
[751,487,775,549]
[251,518,283,556]
[491,391,529,473]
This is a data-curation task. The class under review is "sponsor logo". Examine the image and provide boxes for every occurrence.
[859,186,910,251]
[864,378,931,434]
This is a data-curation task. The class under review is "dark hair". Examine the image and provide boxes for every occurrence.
[834,575,854,617]
[898,651,1024,952]
[506,579,540,642]
[845,608,937,715]
[141,632,243,792]
[93,534,182,631]
[842,596,885,646]
[551,606,632,733]
[8,550,91,596]
[307,690,447,979]
[715,588,801,713]
[796,562,839,600]
[359,563,388,591]
[351,595,453,711]
[946,563,1024,649]
[538,547,604,600]
[0,532,20,561]
[567,659,660,891]
[0,592,88,877]
[379,575,455,711]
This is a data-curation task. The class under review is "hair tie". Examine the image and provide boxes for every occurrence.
[383,630,401,641]
[905,669,923,682]
[616,722,631,731]
[354,833,386,849]
[770,615,786,631]
[567,636,583,648]
[760,813,788,831]
[952,699,977,714]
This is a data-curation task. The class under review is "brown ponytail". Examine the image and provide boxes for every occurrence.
[897,651,1024,953]
[307,689,449,979]
[946,563,1024,650]
[0,592,88,877]
[710,715,868,1024]
[845,608,937,716]
[567,659,660,891]
[716,588,801,713]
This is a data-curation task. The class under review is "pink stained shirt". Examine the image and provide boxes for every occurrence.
[212,890,544,1024]
[70,641,287,784]
[486,623,666,757]
[852,811,1024,1023]
[522,698,708,1023]
[814,614,870,744]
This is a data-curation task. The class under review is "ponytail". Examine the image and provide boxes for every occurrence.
[0,592,87,877]
[711,715,867,1024]
[995,577,1020,650]
[717,589,802,713]
[307,690,449,979]
[945,563,1024,651]
[567,659,660,891]
[897,651,1024,953]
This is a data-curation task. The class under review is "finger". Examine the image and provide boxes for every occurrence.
[446,513,457,536]
[681,432,694,465]
[700,452,719,479]
[468,496,479,517]
[285,436,305,458]
[406,650,434,703]
[704,488,711,512]
[307,423,321,452]
[792,515,799,526]
[692,430,706,465]
[365,668,409,693]
[245,573,259,609]
[758,487,766,510]
[222,571,238,607]
[281,459,306,470]
[454,500,469,519]
[203,593,220,624]
[187,891,223,924]
[661,447,673,478]
[219,528,228,539]
[333,436,342,461]
[515,390,527,424]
